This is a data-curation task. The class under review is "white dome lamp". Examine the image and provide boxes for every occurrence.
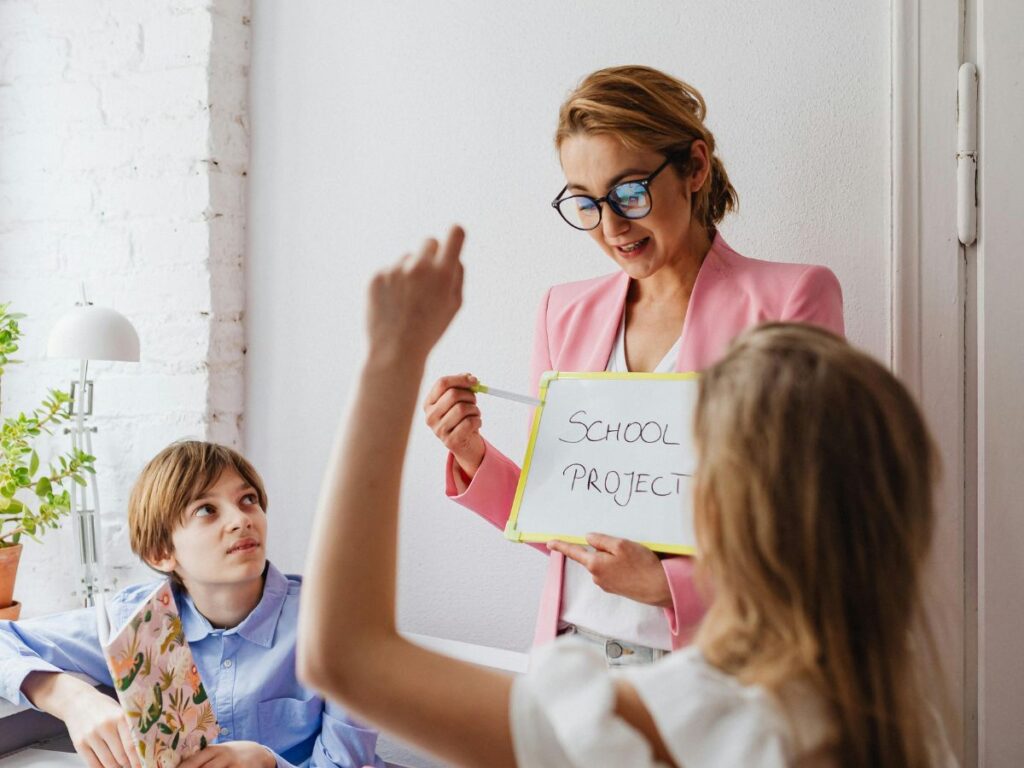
[48,289,140,608]
[47,305,140,363]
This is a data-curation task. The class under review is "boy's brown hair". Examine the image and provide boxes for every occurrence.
[128,440,269,569]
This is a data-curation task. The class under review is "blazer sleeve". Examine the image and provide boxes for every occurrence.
[660,557,709,651]
[780,265,845,337]
[443,289,554,538]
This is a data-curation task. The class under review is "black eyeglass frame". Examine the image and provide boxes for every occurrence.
[550,153,682,231]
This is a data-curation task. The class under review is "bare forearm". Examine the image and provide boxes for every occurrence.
[23,670,142,768]
[300,349,426,658]
[298,229,517,766]
[22,671,100,720]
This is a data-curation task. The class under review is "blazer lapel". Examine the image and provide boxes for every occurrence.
[557,271,630,373]
[677,233,728,373]
[553,233,732,376]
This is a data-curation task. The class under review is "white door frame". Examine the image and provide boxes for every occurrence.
[973,0,1024,763]
[896,1,1024,764]
[892,0,971,762]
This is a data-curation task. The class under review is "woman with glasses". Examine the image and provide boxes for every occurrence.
[423,66,844,665]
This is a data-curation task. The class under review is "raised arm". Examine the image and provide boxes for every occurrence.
[297,227,676,768]
[296,227,517,768]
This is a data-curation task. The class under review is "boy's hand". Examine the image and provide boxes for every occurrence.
[21,671,141,768]
[178,741,276,767]
[63,689,141,768]
[366,225,465,364]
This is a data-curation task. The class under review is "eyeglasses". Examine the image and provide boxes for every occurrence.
[551,154,678,231]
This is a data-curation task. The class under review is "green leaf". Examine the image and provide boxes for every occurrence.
[0,306,99,548]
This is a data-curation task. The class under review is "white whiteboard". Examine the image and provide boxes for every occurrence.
[505,372,699,554]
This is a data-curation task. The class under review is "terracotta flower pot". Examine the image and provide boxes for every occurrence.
[0,543,23,611]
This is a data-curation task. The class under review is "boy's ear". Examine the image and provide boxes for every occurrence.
[146,550,178,576]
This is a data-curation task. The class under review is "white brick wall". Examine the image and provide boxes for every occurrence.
[0,0,251,616]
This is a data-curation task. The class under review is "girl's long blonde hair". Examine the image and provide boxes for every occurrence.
[693,323,943,768]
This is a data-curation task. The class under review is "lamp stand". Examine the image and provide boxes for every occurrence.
[66,358,103,607]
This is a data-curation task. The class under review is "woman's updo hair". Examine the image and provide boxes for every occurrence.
[555,66,738,234]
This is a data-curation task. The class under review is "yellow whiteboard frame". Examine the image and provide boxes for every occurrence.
[504,371,700,556]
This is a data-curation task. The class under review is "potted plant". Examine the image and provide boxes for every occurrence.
[1,303,96,620]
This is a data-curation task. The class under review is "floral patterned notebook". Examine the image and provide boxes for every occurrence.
[102,581,219,768]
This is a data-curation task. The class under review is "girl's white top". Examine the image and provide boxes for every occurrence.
[510,640,959,768]
[559,310,682,650]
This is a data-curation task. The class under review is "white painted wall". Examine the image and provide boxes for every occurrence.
[0,0,250,616]
[246,0,892,653]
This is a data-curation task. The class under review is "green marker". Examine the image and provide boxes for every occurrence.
[471,382,542,407]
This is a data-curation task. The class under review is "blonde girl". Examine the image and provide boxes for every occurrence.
[297,228,954,768]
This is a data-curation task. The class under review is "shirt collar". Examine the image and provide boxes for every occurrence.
[177,561,289,648]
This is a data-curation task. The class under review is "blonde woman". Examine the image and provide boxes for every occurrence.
[423,66,845,660]
[297,227,954,768]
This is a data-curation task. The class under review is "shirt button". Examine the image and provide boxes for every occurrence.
[221,727,230,736]
[606,641,624,660]
[222,659,233,668]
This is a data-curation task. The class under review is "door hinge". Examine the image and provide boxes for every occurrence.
[957,63,978,246]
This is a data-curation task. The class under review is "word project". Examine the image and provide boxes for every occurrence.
[506,372,699,554]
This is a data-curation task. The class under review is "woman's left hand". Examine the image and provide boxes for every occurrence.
[548,533,672,607]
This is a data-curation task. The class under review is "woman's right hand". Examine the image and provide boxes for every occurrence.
[423,373,486,479]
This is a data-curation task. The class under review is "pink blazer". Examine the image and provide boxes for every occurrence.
[445,234,845,650]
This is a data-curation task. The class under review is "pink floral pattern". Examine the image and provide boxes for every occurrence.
[103,581,219,767]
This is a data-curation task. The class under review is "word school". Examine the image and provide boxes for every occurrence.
[557,410,681,446]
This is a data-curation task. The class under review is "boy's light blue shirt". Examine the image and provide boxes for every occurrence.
[0,562,385,768]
